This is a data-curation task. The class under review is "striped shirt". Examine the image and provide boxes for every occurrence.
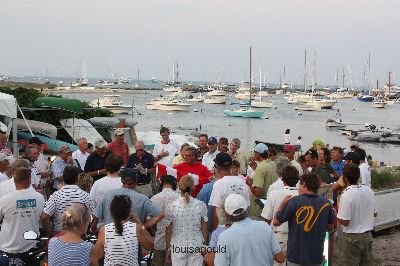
[43,185,94,232]
[48,237,93,266]
[104,221,138,266]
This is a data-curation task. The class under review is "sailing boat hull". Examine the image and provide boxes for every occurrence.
[224,109,264,118]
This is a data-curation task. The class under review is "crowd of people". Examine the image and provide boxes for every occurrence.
[0,127,378,265]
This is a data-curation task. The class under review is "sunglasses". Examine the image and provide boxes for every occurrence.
[136,149,144,151]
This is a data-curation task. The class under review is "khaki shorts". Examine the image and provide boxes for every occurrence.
[339,231,374,266]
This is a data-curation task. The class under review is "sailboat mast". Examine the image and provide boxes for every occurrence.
[388,71,391,94]
[303,49,307,92]
[249,47,252,104]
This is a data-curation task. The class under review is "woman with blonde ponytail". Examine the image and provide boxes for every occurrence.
[165,175,208,266]
[48,204,93,265]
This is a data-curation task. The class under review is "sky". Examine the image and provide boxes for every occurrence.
[1,0,399,86]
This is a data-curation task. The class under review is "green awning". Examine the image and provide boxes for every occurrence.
[33,97,83,114]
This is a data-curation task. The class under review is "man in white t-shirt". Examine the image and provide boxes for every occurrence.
[0,167,45,261]
[90,154,123,209]
[261,165,299,264]
[354,148,371,187]
[72,137,90,171]
[209,153,249,231]
[201,137,220,171]
[152,126,179,167]
[338,163,377,265]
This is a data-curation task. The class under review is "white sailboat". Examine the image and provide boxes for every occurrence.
[135,68,140,88]
[251,66,274,108]
[224,47,264,118]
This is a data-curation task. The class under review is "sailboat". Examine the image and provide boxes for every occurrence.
[224,47,264,118]
[251,66,273,108]
[135,68,140,88]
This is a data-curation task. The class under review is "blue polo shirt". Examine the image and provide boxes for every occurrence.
[197,179,216,230]
[215,218,280,266]
[331,160,345,177]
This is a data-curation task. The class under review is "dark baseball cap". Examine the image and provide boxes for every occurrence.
[343,152,361,164]
[120,168,138,184]
[214,153,233,167]
[208,137,218,145]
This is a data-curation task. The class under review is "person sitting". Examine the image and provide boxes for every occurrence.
[91,195,154,266]
[48,204,93,266]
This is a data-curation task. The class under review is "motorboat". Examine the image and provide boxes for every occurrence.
[162,85,181,92]
[206,87,226,97]
[90,95,134,114]
[325,119,346,128]
[357,94,374,102]
[294,103,321,112]
[187,94,205,102]
[97,80,114,86]
[146,97,191,111]
[304,97,336,109]
[204,97,226,104]
[372,97,387,108]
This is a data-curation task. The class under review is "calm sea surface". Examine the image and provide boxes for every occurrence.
[59,89,400,165]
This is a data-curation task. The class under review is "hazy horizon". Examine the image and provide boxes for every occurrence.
[1,0,399,85]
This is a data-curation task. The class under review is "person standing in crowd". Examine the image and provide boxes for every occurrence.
[41,166,94,236]
[218,137,229,153]
[267,156,291,195]
[91,195,154,266]
[77,172,93,193]
[91,168,163,232]
[87,143,94,154]
[248,143,278,217]
[273,173,335,266]
[284,129,291,144]
[172,143,190,166]
[298,155,308,174]
[196,133,209,161]
[0,133,12,156]
[174,146,212,197]
[331,146,345,177]
[107,128,129,167]
[282,144,303,176]
[215,193,285,266]
[318,147,339,181]
[0,167,45,264]
[165,175,208,266]
[262,166,299,265]
[151,175,180,266]
[197,163,221,232]
[304,149,331,184]
[201,137,220,171]
[0,159,34,196]
[25,144,43,190]
[72,137,90,171]
[337,163,377,265]
[350,141,359,152]
[153,126,179,167]
[48,204,93,266]
[354,148,371,187]
[0,154,11,183]
[84,139,112,182]
[228,138,247,175]
[209,153,249,231]
[29,137,51,181]
[51,145,78,190]
[90,154,123,209]
[127,141,155,197]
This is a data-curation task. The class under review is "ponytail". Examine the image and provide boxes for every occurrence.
[110,195,132,236]
[179,175,194,206]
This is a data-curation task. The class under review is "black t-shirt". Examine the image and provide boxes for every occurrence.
[126,151,155,184]
[84,150,112,182]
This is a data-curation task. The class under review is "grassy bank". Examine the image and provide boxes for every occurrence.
[372,168,400,189]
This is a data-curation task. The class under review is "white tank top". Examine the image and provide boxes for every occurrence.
[104,221,138,266]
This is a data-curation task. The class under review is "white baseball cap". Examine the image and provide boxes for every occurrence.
[224,193,247,216]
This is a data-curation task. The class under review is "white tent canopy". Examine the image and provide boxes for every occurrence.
[0,92,18,156]
[0,92,17,118]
